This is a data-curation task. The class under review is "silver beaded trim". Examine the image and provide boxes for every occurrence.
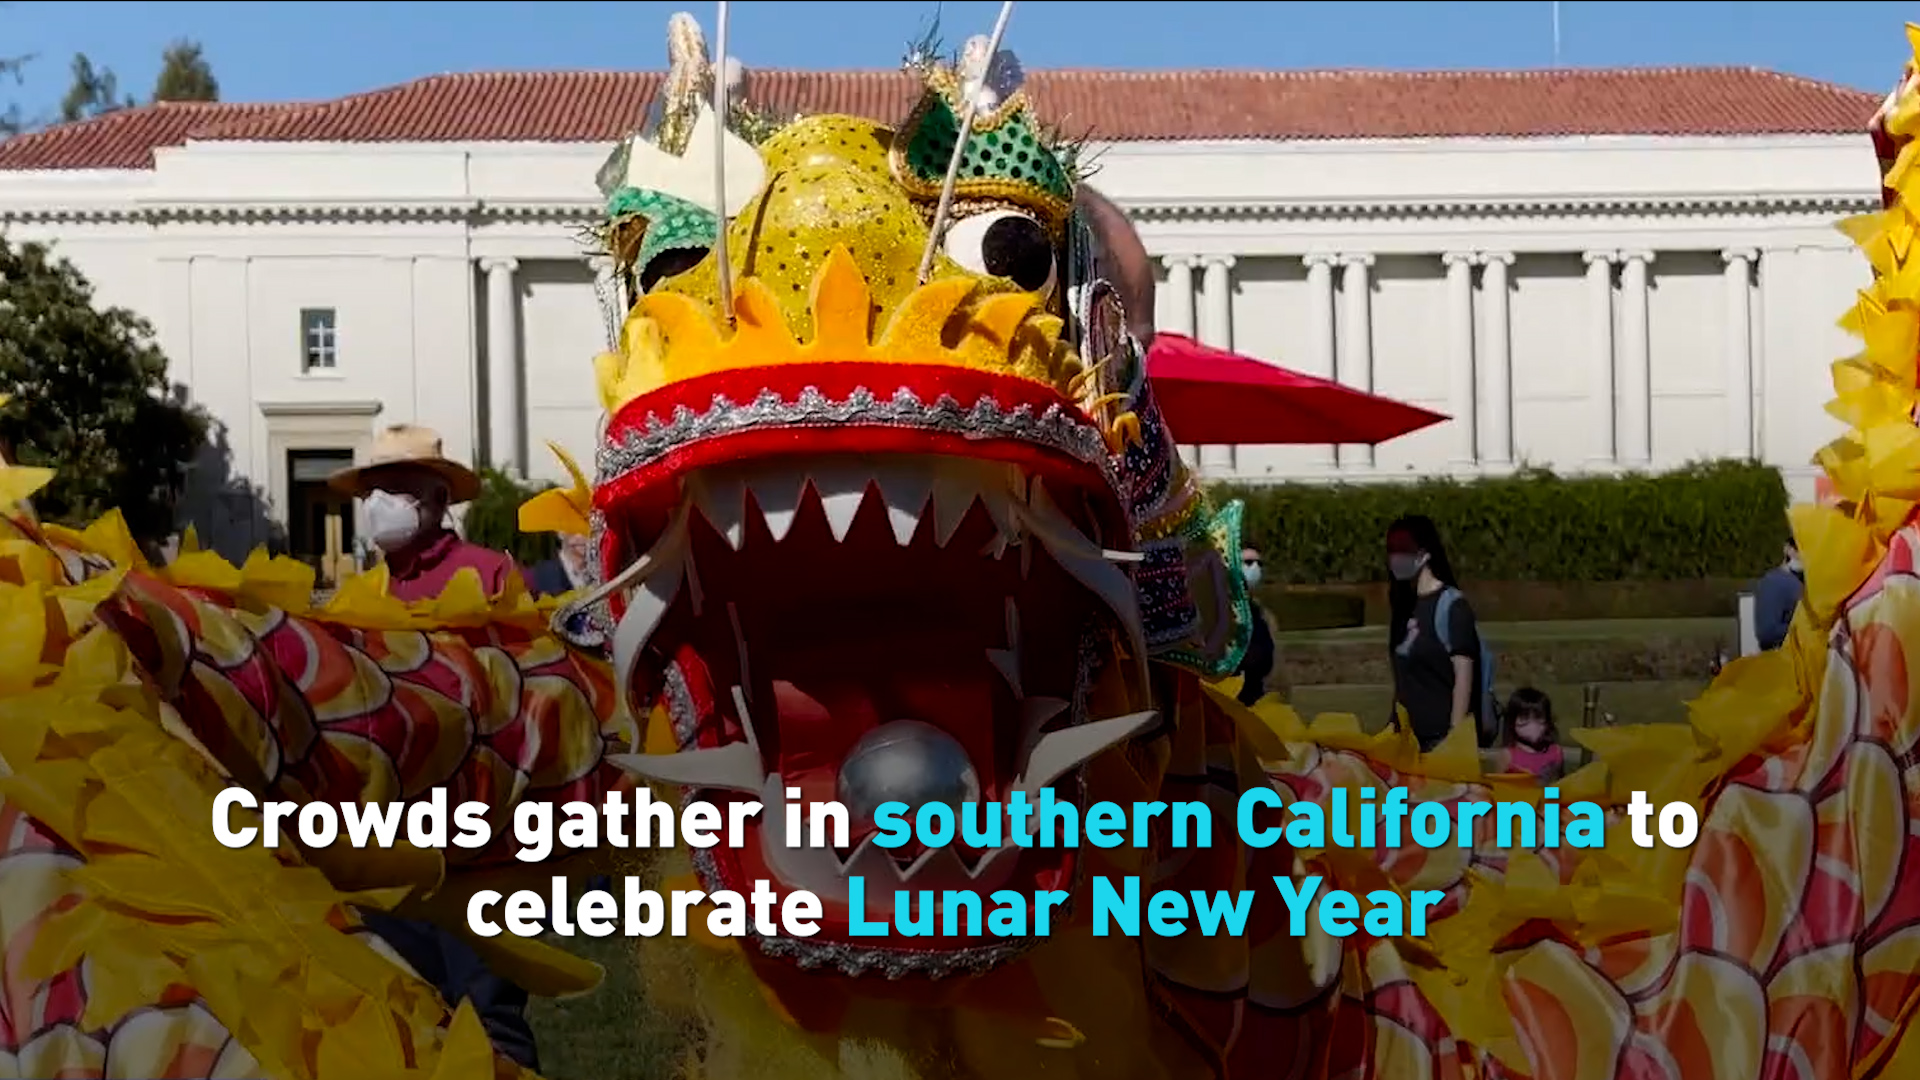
[595,385,1122,497]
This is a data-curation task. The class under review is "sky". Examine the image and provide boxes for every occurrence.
[2,0,1916,122]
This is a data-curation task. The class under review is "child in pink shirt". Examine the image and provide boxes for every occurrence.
[1497,687,1565,784]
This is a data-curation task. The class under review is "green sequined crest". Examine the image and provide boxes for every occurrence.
[891,72,1074,226]
[606,187,719,278]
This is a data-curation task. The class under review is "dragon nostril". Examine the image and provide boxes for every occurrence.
[639,246,708,293]
[980,215,1054,292]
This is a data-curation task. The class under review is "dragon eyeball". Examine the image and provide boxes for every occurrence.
[944,209,1058,299]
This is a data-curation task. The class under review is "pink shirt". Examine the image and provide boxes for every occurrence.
[383,528,530,602]
[1507,742,1565,784]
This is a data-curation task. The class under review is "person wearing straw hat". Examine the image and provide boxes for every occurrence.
[327,424,542,1068]
[328,424,529,602]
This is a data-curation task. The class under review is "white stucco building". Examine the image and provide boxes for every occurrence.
[0,65,1889,566]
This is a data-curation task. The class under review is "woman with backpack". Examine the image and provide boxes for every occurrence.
[1385,515,1496,752]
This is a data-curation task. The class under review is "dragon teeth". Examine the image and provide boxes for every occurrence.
[682,454,1025,553]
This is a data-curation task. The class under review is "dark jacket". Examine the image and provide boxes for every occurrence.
[1237,602,1277,706]
[529,556,573,598]
[1753,564,1805,652]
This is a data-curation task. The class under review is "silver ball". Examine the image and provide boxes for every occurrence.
[837,720,982,826]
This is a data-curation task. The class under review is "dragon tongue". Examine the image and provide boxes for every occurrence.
[771,679,873,797]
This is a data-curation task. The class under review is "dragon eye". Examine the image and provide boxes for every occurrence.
[944,209,1057,297]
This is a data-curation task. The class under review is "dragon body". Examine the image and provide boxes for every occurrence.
[0,15,1917,1080]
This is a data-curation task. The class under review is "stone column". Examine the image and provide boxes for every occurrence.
[1723,248,1757,460]
[1618,251,1655,466]
[1200,256,1235,349]
[1160,255,1196,338]
[1582,251,1618,464]
[1442,252,1478,465]
[1198,256,1237,471]
[1305,253,1340,468]
[481,256,523,477]
[1338,254,1376,468]
[1478,253,1514,466]
[1158,257,1201,470]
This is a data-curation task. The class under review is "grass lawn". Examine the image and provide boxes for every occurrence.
[526,933,685,1080]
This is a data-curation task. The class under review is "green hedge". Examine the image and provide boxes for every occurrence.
[1218,461,1790,585]
[461,468,560,567]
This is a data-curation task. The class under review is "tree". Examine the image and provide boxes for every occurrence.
[58,53,132,123]
[152,39,217,103]
[0,50,28,136]
[0,237,209,543]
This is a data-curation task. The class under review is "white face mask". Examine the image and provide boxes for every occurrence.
[1388,552,1427,582]
[364,490,424,551]
[1241,555,1263,589]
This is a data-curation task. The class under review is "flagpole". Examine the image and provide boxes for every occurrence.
[1552,1,1562,65]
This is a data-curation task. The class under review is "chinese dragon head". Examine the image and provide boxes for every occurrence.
[575,15,1256,984]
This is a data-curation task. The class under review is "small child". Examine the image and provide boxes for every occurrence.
[1498,686,1565,784]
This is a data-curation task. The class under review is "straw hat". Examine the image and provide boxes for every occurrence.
[328,424,482,503]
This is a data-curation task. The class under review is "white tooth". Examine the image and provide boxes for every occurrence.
[762,776,888,916]
[611,532,689,713]
[689,472,750,549]
[873,464,932,546]
[728,603,751,701]
[987,648,1022,698]
[1020,479,1146,663]
[607,744,765,794]
[1016,710,1158,799]
[685,545,706,617]
[988,597,1023,696]
[899,842,947,882]
[899,845,978,891]
[811,467,870,542]
[963,840,1024,888]
[748,470,808,542]
[978,486,1019,544]
[930,471,982,546]
[1017,696,1070,761]
[841,836,909,916]
[834,831,881,870]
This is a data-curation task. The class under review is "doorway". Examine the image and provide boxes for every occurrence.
[287,448,356,587]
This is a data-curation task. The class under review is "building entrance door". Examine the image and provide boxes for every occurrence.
[286,449,356,588]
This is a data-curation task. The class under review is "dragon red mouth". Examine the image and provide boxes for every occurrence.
[602,450,1151,977]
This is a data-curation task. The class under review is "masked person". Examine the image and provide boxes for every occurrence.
[1385,515,1488,752]
[325,424,540,1070]
[329,425,526,602]
[1753,538,1805,652]
[1235,547,1279,706]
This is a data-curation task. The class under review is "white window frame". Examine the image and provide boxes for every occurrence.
[300,308,338,372]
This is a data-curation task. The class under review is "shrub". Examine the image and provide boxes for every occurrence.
[461,468,559,567]
[1218,461,1790,585]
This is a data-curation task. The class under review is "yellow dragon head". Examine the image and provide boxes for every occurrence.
[560,13,1255,982]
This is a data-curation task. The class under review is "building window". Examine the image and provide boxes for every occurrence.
[300,308,338,371]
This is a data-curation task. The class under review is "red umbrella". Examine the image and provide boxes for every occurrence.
[1145,332,1449,446]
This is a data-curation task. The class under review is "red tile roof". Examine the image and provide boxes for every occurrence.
[0,101,303,170]
[0,67,1880,171]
